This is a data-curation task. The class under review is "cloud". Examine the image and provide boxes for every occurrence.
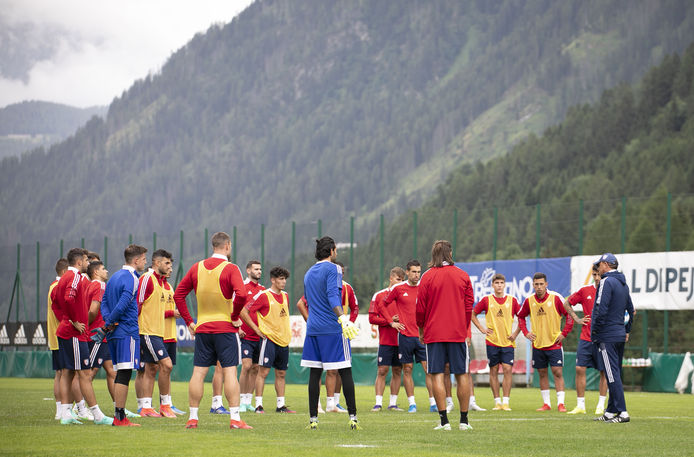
[0,0,254,108]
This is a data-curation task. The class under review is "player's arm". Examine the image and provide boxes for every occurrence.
[563,290,586,326]
[240,295,267,339]
[368,293,388,326]
[173,265,197,334]
[105,281,134,327]
[592,280,611,338]
[472,299,492,335]
[463,274,474,333]
[555,295,574,344]
[328,266,343,318]
[381,287,397,323]
[517,300,534,341]
[225,264,247,324]
[137,274,154,315]
[50,286,64,321]
[625,288,635,341]
[88,290,101,325]
[347,285,359,322]
[296,296,308,321]
[508,299,522,342]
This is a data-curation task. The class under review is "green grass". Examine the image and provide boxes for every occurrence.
[0,378,692,456]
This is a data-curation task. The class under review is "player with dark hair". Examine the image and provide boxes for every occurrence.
[301,236,360,430]
[241,266,295,414]
[53,248,112,425]
[592,253,634,423]
[100,244,148,426]
[518,272,574,412]
[471,273,521,411]
[48,258,70,419]
[238,260,265,413]
[381,259,435,413]
[174,231,251,430]
[137,249,176,418]
[416,240,475,431]
[563,264,608,415]
[369,266,405,411]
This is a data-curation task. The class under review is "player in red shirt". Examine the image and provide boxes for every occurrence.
[416,240,475,431]
[381,260,435,413]
[238,260,265,413]
[518,272,574,412]
[368,266,405,411]
[53,248,112,425]
[563,264,608,415]
[174,231,251,430]
[471,273,521,411]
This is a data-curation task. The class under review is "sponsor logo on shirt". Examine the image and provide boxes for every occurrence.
[537,306,546,316]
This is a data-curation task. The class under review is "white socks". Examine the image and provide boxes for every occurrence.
[407,396,415,406]
[189,407,199,420]
[143,397,152,409]
[334,393,341,404]
[389,394,398,407]
[541,389,551,406]
[446,397,454,408]
[494,397,501,405]
[255,396,263,408]
[277,396,285,408]
[577,397,585,409]
[89,405,105,421]
[160,394,172,406]
[502,396,510,405]
[229,406,240,421]
[597,395,606,408]
[429,397,436,407]
[211,395,223,409]
[469,395,476,406]
[136,398,144,410]
[326,397,336,409]
[557,391,565,405]
[241,393,253,406]
[375,395,383,407]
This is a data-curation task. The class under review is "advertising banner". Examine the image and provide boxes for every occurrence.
[571,251,694,310]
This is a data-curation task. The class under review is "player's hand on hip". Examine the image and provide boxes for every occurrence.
[526,332,536,341]
[555,334,565,344]
[390,321,405,332]
[338,315,359,340]
[484,327,494,336]
[188,323,196,336]
[231,318,242,328]
[392,314,400,323]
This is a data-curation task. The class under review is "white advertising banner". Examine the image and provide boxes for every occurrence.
[289,314,380,349]
[570,251,694,310]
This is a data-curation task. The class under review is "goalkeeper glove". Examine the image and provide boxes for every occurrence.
[90,326,107,343]
[338,314,359,340]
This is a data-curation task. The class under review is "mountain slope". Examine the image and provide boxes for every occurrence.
[2,0,694,249]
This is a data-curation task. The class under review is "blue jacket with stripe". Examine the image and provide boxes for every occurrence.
[591,270,634,343]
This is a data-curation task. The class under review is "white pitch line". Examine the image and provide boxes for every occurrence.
[336,444,378,448]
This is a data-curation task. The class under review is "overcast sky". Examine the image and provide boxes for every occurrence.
[0,0,254,108]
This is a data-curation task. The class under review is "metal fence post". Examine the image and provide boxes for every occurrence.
[204,228,209,259]
[36,241,40,321]
[535,203,541,258]
[664,192,672,353]
[493,207,498,261]
[261,224,265,285]
[379,214,384,289]
[578,199,584,255]
[452,209,458,260]
[350,216,354,286]
[291,221,296,311]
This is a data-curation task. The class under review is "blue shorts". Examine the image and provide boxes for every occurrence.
[259,338,289,371]
[108,335,140,371]
[576,339,599,368]
[532,347,564,369]
[88,340,112,369]
[377,345,401,367]
[165,341,177,365]
[52,350,60,371]
[57,337,90,371]
[486,345,514,367]
[193,332,241,368]
[426,342,469,374]
[140,335,169,364]
[241,338,262,364]
[398,334,426,364]
[301,333,351,370]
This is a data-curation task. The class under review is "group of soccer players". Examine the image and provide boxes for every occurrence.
[47,231,633,430]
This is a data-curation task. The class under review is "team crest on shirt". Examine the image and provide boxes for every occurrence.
[158,349,164,356]
[140,361,145,368]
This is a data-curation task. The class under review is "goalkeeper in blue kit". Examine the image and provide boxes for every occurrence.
[300,236,360,430]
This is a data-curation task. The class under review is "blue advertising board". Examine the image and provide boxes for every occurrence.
[455,257,572,304]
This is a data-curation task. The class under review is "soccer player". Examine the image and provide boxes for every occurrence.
[137,249,176,418]
[325,261,359,413]
[471,273,521,411]
[173,231,251,430]
[100,244,148,426]
[592,253,634,423]
[161,262,185,415]
[368,266,405,411]
[380,260,435,413]
[53,248,112,425]
[240,266,296,414]
[517,272,574,412]
[301,236,360,430]
[48,258,68,419]
[86,261,117,408]
[416,240,475,431]
[238,260,265,413]
[563,264,608,415]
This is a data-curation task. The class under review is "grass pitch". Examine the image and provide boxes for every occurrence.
[0,377,692,456]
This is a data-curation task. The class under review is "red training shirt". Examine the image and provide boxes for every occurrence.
[567,284,597,342]
[381,281,419,338]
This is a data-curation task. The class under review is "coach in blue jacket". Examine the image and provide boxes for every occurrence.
[591,253,634,423]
